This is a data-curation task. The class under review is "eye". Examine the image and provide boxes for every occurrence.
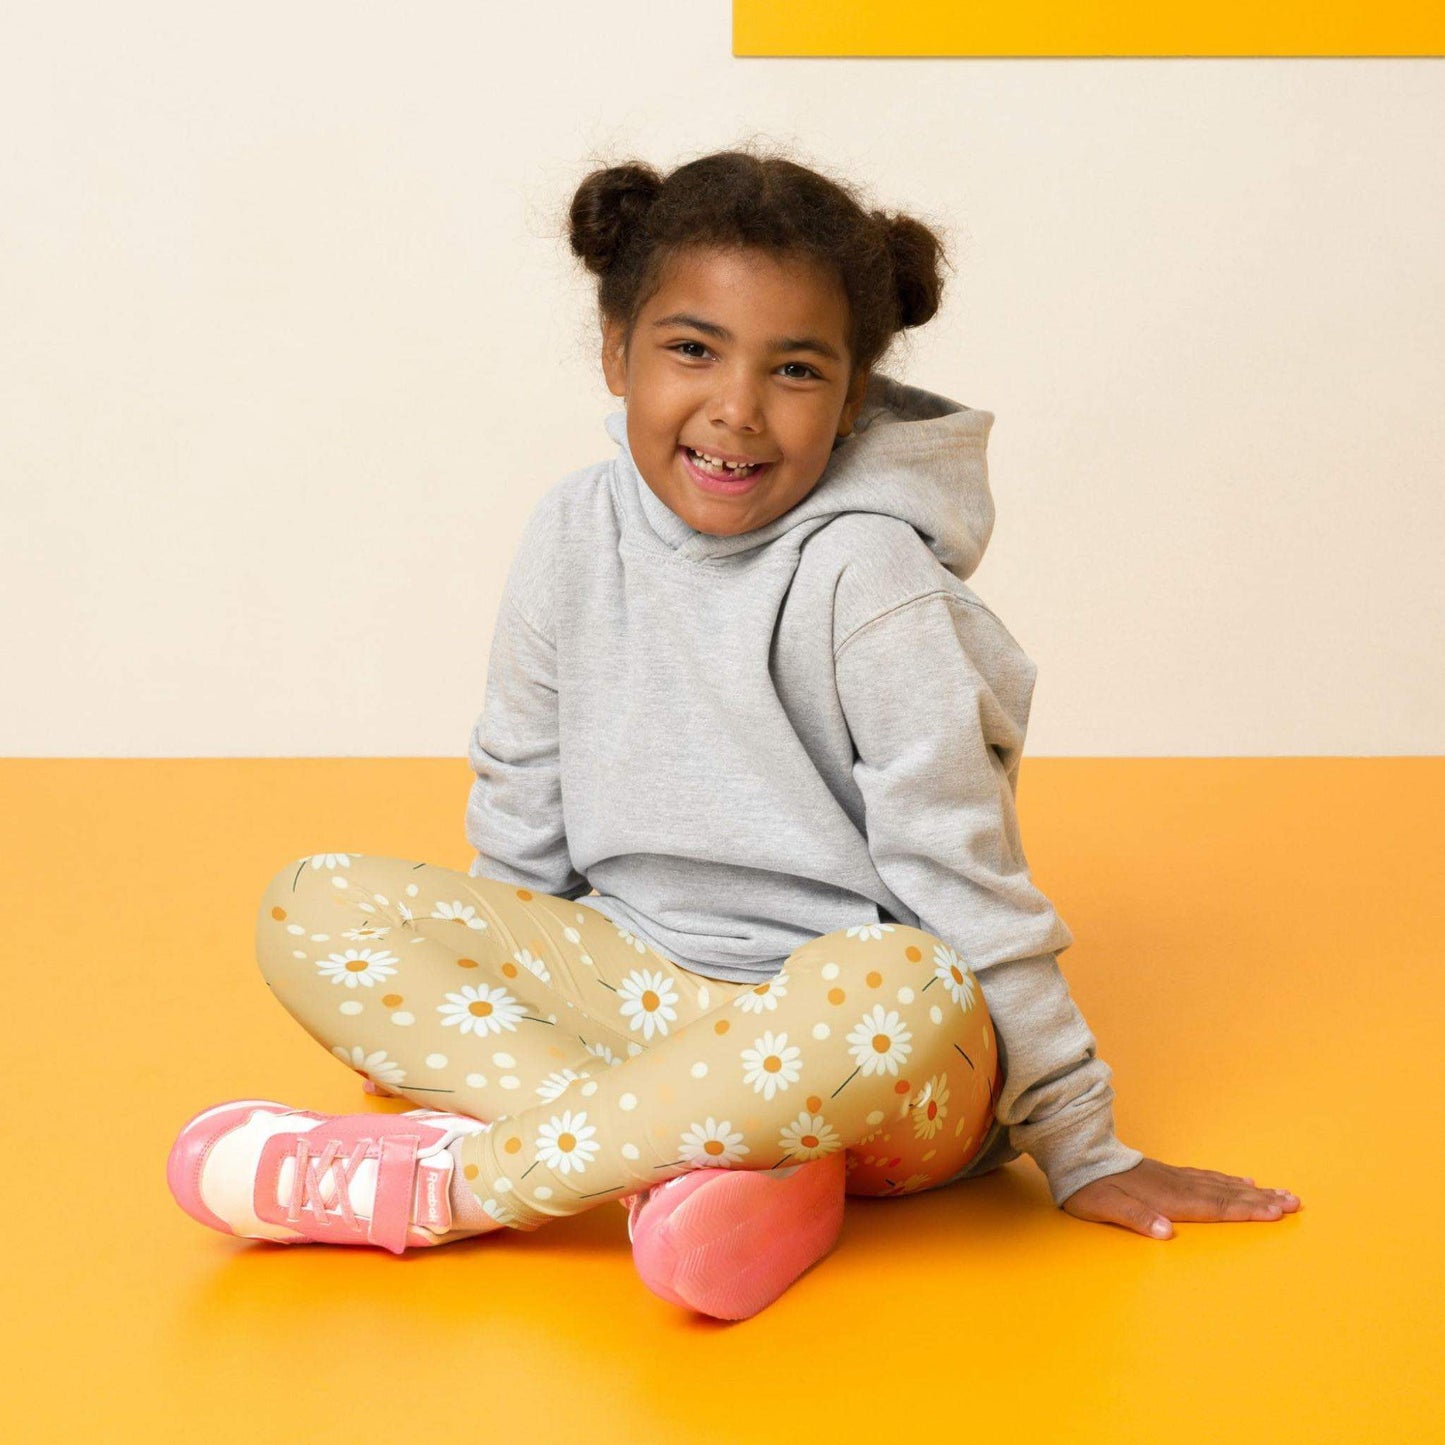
[779,362,822,380]
[668,341,712,360]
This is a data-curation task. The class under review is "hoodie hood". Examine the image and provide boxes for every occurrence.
[604,372,997,582]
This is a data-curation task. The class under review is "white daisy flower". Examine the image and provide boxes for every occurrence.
[430,900,491,931]
[305,853,355,870]
[514,948,551,985]
[341,922,390,942]
[846,1005,913,1077]
[331,1045,406,1087]
[678,1117,750,1169]
[911,1073,951,1139]
[740,1030,803,1101]
[535,1068,586,1102]
[735,972,789,1013]
[614,925,650,954]
[845,922,897,942]
[933,944,978,1009]
[535,1110,599,1175]
[777,1111,842,1160]
[315,948,399,989]
[437,983,527,1037]
[583,1040,622,1068]
[617,969,679,1040]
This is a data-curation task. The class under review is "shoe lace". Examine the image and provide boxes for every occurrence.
[286,1137,373,1229]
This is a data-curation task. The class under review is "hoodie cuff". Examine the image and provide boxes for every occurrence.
[1013,1103,1146,1208]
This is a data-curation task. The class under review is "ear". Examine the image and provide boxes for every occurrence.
[836,366,871,438]
[601,318,628,400]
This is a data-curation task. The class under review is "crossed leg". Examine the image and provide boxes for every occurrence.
[255,853,1000,1231]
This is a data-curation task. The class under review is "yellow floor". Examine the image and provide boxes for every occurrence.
[3,758,1440,1442]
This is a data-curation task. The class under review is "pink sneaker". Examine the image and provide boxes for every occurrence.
[625,1152,847,1320]
[166,1099,490,1255]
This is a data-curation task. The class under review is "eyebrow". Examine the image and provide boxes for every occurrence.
[650,312,843,364]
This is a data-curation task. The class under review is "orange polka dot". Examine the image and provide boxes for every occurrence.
[806,1095,822,1113]
[270,906,287,921]
[463,1164,479,1180]
[904,945,922,962]
[381,994,403,1007]
[457,957,479,969]
[827,987,846,1005]
[504,1137,521,1154]
[866,971,882,988]
[515,889,533,901]
[894,1080,911,1095]
[714,1019,730,1035]
[501,962,518,978]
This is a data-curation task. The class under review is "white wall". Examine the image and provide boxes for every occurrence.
[2,2,1440,756]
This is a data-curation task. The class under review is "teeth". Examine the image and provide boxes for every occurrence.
[688,447,760,473]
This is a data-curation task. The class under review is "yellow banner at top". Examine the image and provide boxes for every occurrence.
[734,0,1444,57]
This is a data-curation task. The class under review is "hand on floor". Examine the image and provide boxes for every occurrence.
[1060,1157,1302,1239]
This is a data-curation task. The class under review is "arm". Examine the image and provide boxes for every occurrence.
[463,592,591,900]
[834,591,1143,1207]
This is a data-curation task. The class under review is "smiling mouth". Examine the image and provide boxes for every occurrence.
[682,445,770,477]
[679,445,772,495]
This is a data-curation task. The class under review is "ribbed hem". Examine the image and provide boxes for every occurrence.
[1017,1103,1145,1208]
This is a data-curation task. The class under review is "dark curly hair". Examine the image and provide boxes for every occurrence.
[566,142,952,382]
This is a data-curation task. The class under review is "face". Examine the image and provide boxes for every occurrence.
[601,245,870,537]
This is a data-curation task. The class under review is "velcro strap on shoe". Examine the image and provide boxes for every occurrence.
[369,1134,423,1255]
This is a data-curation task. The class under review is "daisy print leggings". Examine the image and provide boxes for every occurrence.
[256,853,1002,1230]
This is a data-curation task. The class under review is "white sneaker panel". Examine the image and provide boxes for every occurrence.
[198,1113,325,1240]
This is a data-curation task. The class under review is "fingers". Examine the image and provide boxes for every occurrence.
[1167,1180,1303,1227]
[1178,1167,1303,1210]
[1061,1162,1303,1240]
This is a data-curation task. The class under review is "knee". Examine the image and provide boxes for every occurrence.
[254,855,333,988]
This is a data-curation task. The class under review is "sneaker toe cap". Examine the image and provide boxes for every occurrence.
[166,1099,293,1235]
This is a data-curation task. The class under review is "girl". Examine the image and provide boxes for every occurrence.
[167,147,1301,1320]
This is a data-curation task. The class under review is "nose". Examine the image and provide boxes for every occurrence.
[709,369,764,434]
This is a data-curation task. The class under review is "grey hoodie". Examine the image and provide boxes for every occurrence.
[465,373,1144,1206]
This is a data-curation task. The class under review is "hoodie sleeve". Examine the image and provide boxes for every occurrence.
[834,591,1144,1207]
[463,591,592,901]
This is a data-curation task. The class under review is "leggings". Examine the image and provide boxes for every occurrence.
[256,852,1002,1230]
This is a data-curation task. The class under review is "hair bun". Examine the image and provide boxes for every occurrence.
[877,212,945,331]
[568,163,664,276]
